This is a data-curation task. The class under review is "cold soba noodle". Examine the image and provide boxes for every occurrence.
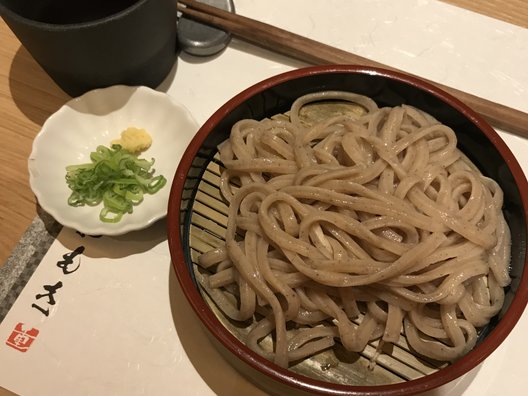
[197,91,511,368]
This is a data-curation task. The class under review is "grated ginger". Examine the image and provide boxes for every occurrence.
[112,127,152,153]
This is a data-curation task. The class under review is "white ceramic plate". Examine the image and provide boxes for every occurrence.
[28,85,199,236]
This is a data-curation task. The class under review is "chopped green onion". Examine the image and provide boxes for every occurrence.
[65,144,166,223]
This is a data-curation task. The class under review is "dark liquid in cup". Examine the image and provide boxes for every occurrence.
[23,0,140,24]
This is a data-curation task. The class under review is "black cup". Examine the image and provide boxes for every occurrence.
[0,0,178,97]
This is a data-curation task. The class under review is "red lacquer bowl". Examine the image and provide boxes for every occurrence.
[167,65,528,395]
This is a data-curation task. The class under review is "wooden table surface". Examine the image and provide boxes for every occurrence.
[0,1,526,395]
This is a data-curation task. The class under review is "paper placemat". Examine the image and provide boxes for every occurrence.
[1,1,527,394]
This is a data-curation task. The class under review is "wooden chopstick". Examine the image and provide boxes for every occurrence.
[178,0,528,139]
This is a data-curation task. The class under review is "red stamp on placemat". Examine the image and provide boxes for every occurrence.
[5,323,39,352]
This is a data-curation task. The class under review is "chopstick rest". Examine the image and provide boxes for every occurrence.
[177,0,235,56]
